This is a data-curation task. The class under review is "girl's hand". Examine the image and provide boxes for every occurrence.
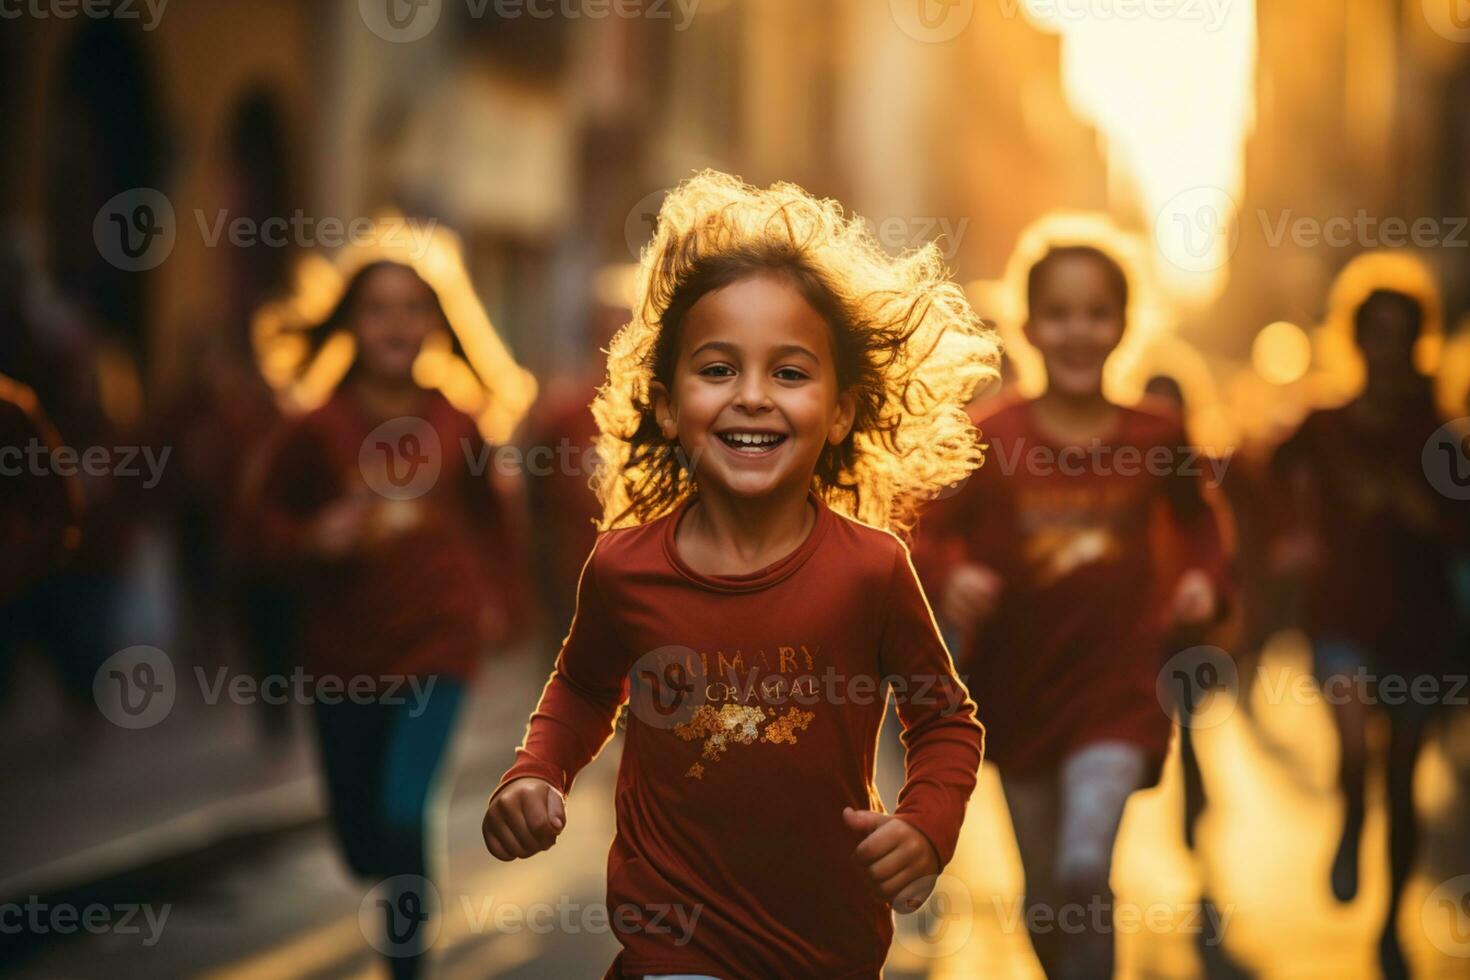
[941,562,1004,628]
[310,497,373,560]
[483,778,565,861]
[842,806,939,913]
[1171,568,1218,626]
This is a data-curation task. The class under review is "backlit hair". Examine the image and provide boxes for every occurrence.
[592,170,1000,535]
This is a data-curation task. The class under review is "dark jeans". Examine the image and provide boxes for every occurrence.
[313,676,464,979]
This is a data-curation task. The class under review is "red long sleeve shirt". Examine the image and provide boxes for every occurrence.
[914,397,1231,779]
[494,492,984,978]
[249,385,528,681]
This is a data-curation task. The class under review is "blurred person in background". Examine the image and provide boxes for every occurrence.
[156,318,292,739]
[919,245,1232,979]
[518,287,627,629]
[0,236,145,727]
[248,259,529,978]
[1270,280,1468,980]
[0,374,80,701]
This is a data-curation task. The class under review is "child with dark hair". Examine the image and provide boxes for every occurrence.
[483,171,998,978]
[1272,274,1466,979]
[918,244,1231,979]
[251,259,527,978]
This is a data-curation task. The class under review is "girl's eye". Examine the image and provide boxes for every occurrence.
[698,364,735,378]
[774,367,809,382]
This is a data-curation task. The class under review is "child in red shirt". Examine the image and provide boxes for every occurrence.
[482,171,998,978]
[917,245,1230,978]
[251,260,528,979]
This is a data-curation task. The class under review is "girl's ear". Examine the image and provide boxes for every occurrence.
[827,390,857,445]
[649,380,678,439]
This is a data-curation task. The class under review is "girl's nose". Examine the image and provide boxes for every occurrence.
[732,375,773,412]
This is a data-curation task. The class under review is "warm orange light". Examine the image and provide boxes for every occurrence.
[1022,1,1258,304]
[252,214,537,443]
[1252,321,1312,386]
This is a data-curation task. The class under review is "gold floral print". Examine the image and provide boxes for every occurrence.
[673,703,816,776]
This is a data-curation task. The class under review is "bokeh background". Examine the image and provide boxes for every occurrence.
[2,0,1469,977]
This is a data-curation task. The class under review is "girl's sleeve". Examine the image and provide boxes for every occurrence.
[492,543,629,798]
[243,420,334,570]
[878,543,986,869]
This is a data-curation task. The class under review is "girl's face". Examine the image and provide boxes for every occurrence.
[652,274,856,503]
[351,265,440,382]
[1024,255,1126,398]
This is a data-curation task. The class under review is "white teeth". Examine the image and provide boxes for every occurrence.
[721,432,783,449]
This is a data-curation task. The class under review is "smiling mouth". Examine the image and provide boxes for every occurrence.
[716,431,789,455]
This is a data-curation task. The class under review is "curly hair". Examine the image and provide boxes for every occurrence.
[591,171,1000,535]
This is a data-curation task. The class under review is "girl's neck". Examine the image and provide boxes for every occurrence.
[1032,386,1118,444]
[352,373,423,421]
[677,482,815,577]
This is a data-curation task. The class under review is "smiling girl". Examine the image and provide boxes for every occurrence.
[252,260,528,978]
[482,172,998,978]
[917,245,1231,979]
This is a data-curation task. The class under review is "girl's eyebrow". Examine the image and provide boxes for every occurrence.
[688,341,818,361]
